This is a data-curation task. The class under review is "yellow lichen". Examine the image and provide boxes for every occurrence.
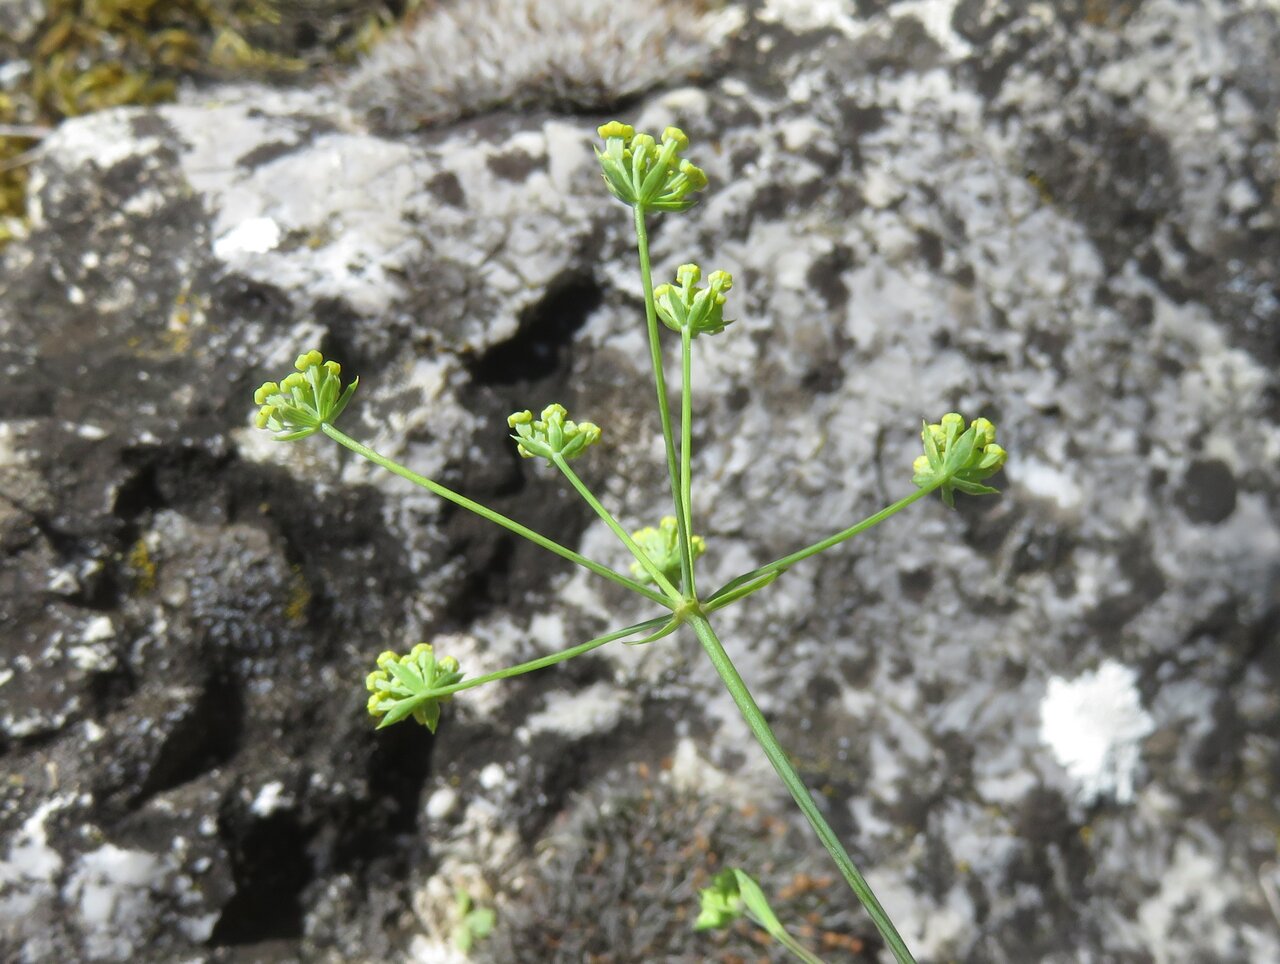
[284,565,310,625]
[126,537,157,594]
[1024,169,1054,205]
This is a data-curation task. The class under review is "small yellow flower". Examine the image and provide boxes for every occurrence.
[594,121,709,212]
[252,349,358,441]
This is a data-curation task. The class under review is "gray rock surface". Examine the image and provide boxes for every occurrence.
[1,1,1277,962]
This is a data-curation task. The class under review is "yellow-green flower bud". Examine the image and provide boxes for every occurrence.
[630,132,656,155]
[971,417,996,448]
[598,121,635,142]
[593,121,709,212]
[630,516,707,585]
[653,262,735,337]
[676,263,700,287]
[914,413,1008,507]
[365,642,464,732]
[678,160,708,192]
[252,349,358,441]
[508,403,602,463]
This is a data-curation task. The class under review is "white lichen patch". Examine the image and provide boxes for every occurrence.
[248,781,289,817]
[759,0,860,36]
[41,109,160,173]
[1005,455,1085,511]
[212,216,281,258]
[63,845,170,961]
[0,795,76,952]
[81,616,114,643]
[1136,834,1274,963]
[891,0,972,56]
[1039,661,1155,804]
[515,681,634,743]
[198,131,429,315]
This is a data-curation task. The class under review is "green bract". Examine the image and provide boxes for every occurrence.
[912,413,1008,507]
[254,349,358,441]
[365,643,464,732]
[654,263,734,336]
[595,121,709,212]
[630,516,706,585]
[508,403,602,463]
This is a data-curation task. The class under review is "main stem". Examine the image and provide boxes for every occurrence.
[321,424,671,608]
[688,614,917,964]
[679,325,697,597]
[633,205,695,594]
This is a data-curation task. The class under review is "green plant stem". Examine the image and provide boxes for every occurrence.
[688,614,916,964]
[421,616,674,700]
[633,205,695,594]
[759,922,826,964]
[704,572,778,613]
[706,481,944,606]
[551,453,684,604]
[321,423,671,608]
[679,324,697,597]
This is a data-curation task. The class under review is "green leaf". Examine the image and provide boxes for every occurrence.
[417,698,442,733]
[943,425,978,476]
[452,891,496,954]
[385,658,426,693]
[378,695,428,728]
[951,479,1000,496]
[330,378,359,421]
[466,907,496,938]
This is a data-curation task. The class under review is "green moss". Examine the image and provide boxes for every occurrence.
[0,1,416,243]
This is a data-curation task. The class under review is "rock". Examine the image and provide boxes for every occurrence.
[1,1,1277,962]
[0,0,43,49]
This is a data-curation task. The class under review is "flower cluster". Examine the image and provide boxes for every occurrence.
[366,643,464,732]
[912,413,1007,507]
[595,122,709,212]
[630,516,706,585]
[654,263,734,337]
[254,350,358,441]
[508,403,601,463]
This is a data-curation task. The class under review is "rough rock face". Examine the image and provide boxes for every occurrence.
[2,1,1278,962]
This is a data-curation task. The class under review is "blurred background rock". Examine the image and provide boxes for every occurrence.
[0,1,1277,962]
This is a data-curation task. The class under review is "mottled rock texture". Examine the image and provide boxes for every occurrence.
[1,1,1278,962]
